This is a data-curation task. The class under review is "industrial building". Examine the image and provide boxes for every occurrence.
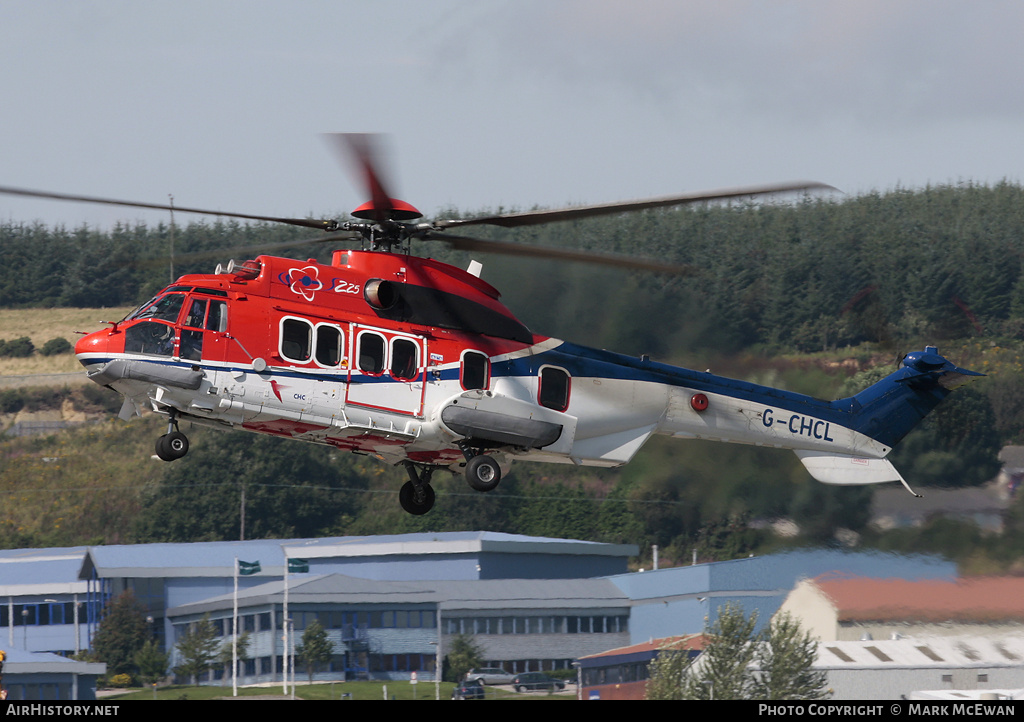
[0,531,973,696]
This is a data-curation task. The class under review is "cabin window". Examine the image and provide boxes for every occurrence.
[391,338,419,381]
[461,351,490,390]
[357,332,386,375]
[280,318,312,362]
[538,366,570,411]
[315,325,343,367]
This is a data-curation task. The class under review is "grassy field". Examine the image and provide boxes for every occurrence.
[0,307,133,376]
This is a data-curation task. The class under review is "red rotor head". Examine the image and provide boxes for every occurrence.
[351,198,422,221]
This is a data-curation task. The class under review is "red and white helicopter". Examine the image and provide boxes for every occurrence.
[0,135,979,514]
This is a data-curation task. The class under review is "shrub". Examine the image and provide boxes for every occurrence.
[106,673,137,688]
[40,337,73,356]
[0,337,35,357]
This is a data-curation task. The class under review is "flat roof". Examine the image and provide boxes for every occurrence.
[76,532,635,579]
[167,573,630,617]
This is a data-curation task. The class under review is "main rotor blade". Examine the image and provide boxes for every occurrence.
[422,231,697,275]
[0,184,338,231]
[435,181,837,229]
[323,133,397,222]
[132,230,363,268]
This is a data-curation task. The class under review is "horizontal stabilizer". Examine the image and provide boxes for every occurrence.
[794,450,904,486]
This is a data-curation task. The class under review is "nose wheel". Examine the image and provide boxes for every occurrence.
[399,463,436,515]
[155,413,189,462]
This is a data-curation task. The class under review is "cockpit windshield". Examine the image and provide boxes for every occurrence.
[126,293,186,324]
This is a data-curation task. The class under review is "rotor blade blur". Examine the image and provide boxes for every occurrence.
[423,232,698,275]
[435,181,837,229]
[133,231,363,268]
[323,133,396,221]
[0,184,339,231]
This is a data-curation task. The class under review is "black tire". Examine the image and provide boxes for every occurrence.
[155,431,189,461]
[399,480,435,515]
[465,455,501,492]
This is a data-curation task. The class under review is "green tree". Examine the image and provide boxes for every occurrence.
[444,634,483,683]
[679,602,758,700]
[295,620,333,684]
[647,604,829,701]
[644,638,698,700]
[750,612,830,700]
[89,591,149,676]
[174,615,219,685]
[888,386,1001,488]
[133,430,368,542]
[133,639,169,686]
[216,630,251,685]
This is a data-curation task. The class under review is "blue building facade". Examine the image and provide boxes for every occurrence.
[0,532,958,689]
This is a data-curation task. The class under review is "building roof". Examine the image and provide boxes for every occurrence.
[816,635,1024,670]
[281,531,637,560]
[0,649,106,675]
[0,547,90,595]
[166,573,630,618]
[579,634,707,662]
[76,531,635,580]
[814,575,1024,624]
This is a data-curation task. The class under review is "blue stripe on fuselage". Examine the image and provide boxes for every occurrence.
[490,341,859,428]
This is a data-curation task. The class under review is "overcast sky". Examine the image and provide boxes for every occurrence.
[1,0,1022,230]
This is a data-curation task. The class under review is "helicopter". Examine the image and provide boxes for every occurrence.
[0,135,980,514]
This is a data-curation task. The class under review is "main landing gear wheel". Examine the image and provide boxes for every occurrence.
[155,430,189,461]
[400,463,436,515]
[465,455,501,492]
[399,480,435,515]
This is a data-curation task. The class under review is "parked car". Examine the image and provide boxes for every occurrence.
[452,678,485,700]
[467,667,516,685]
[511,672,566,693]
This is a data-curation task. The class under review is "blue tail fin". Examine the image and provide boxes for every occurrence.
[846,346,983,450]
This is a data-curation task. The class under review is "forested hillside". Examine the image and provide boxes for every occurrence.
[6,182,1024,352]
[2,183,1024,570]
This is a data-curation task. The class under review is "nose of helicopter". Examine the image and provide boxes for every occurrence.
[75,327,116,368]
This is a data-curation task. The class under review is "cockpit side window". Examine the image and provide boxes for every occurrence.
[124,322,175,357]
[206,301,227,333]
[183,299,207,329]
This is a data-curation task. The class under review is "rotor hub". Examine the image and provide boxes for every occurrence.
[351,198,422,222]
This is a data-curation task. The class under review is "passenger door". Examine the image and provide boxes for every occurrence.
[346,324,426,417]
